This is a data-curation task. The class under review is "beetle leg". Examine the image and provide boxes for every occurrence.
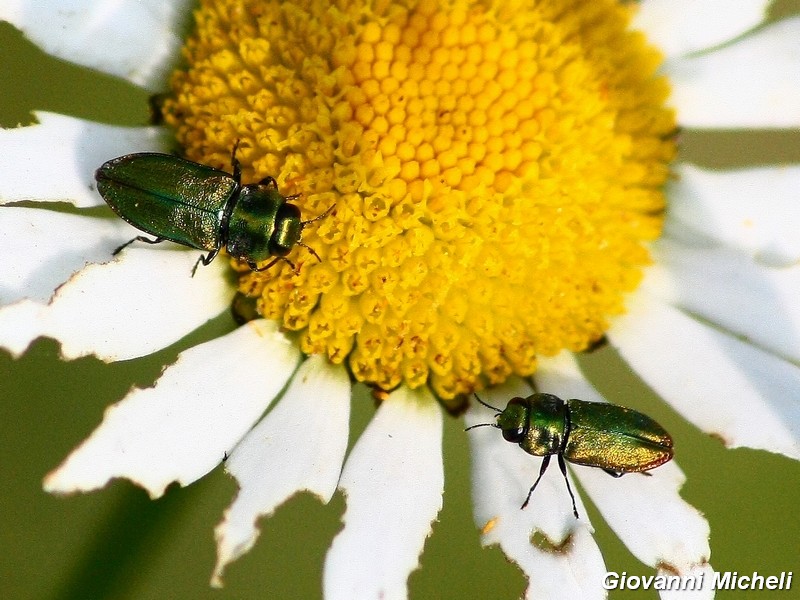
[249,257,278,271]
[230,140,242,184]
[258,176,278,189]
[556,454,580,519]
[191,257,202,277]
[602,468,625,478]
[191,247,221,277]
[521,454,551,510]
[248,256,300,275]
[201,247,220,265]
[113,235,165,255]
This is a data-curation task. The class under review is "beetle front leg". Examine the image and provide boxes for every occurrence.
[230,140,242,184]
[521,454,580,519]
[521,454,551,510]
[257,176,278,189]
[248,256,299,275]
[113,235,165,256]
[249,257,278,272]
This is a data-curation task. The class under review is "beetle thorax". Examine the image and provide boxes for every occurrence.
[225,185,291,263]
[523,393,569,457]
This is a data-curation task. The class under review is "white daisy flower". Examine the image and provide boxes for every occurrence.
[1,1,798,599]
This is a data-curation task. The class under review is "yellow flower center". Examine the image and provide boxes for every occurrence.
[163,0,675,400]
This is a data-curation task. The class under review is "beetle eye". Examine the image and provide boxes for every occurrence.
[502,427,525,443]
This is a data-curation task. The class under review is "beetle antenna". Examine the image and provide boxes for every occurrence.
[473,393,503,413]
[297,240,322,263]
[464,422,499,432]
[282,257,300,275]
[290,205,335,267]
[301,204,336,226]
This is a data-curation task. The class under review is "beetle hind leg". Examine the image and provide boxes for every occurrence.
[602,468,625,478]
[191,247,221,277]
[113,235,165,256]
[557,454,580,519]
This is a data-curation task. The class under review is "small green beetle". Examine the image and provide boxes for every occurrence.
[95,144,332,275]
[468,393,674,518]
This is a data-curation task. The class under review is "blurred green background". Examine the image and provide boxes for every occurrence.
[2,3,800,599]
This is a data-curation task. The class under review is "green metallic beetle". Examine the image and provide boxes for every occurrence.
[95,144,332,275]
[468,393,674,518]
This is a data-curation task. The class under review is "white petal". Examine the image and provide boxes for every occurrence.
[658,563,717,600]
[648,239,800,364]
[609,293,800,460]
[211,356,351,587]
[665,164,800,265]
[633,0,768,59]
[535,354,710,574]
[0,246,232,361]
[0,113,168,207]
[324,387,443,600]
[0,207,134,304]
[466,379,606,600]
[664,18,800,128]
[44,320,301,498]
[0,0,193,90]
[580,465,711,574]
